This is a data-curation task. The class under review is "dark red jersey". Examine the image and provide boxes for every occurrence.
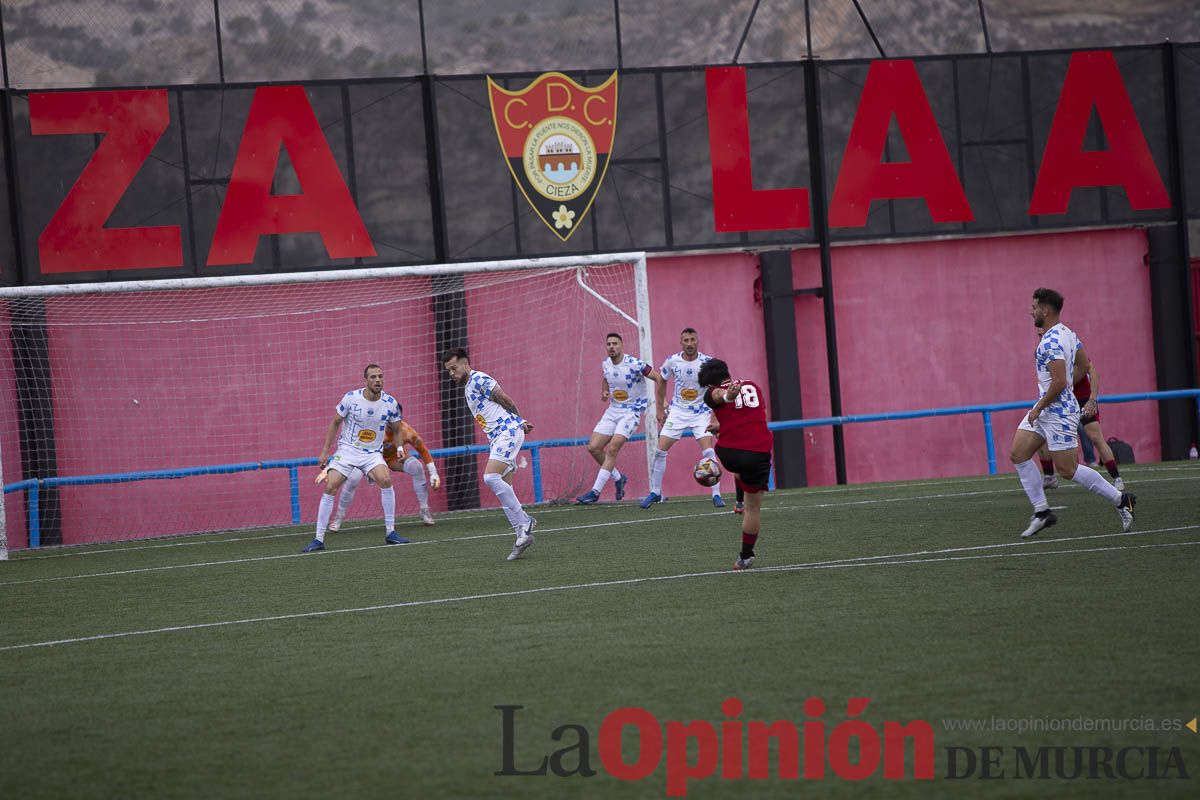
[703,380,773,453]
[1073,374,1091,403]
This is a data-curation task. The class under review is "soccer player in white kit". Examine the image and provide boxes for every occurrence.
[576,332,664,504]
[640,327,725,508]
[442,348,537,561]
[1009,288,1135,538]
[302,364,407,552]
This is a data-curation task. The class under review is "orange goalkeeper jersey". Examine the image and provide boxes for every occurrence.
[382,420,433,467]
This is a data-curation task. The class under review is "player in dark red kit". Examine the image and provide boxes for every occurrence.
[699,359,773,570]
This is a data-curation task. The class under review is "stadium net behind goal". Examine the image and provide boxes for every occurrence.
[0,254,650,552]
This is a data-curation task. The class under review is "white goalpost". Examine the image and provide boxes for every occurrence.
[0,252,653,552]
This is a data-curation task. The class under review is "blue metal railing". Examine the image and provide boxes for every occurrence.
[5,389,1198,548]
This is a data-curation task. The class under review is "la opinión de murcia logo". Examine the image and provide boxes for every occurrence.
[946,745,1190,780]
[495,697,934,796]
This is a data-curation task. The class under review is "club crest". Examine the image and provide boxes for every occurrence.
[487,71,618,241]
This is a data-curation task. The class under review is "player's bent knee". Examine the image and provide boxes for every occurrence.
[482,472,507,494]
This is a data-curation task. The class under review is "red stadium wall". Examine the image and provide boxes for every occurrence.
[0,229,1163,547]
[647,228,1159,496]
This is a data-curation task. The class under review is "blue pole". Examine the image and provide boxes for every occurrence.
[982,410,997,475]
[530,445,543,504]
[288,466,301,525]
[28,482,40,549]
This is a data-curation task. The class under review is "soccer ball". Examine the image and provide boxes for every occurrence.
[693,457,722,487]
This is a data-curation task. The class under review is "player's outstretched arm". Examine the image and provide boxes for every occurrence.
[705,381,742,406]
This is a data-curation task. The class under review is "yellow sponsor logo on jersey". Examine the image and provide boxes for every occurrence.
[680,388,699,402]
[475,414,487,428]
[612,389,629,402]
[358,429,378,443]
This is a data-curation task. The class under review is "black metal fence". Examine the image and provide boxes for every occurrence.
[2,43,1198,285]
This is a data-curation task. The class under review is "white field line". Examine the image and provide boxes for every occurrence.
[12,471,1198,564]
[2,536,1197,652]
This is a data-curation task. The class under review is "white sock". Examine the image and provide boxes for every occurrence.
[611,468,623,482]
[1071,464,1122,504]
[483,472,529,530]
[1014,459,1049,512]
[650,447,669,494]
[592,468,612,494]
[380,486,396,531]
[404,456,429,509]
[315,493,335,541]
[336,470,362,519]
[702,448,721,493]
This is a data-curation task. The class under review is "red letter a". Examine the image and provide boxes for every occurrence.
[705,67,809,232]
[1028,51,1169,215]
[829,60,972,227]
[208,86,375,265]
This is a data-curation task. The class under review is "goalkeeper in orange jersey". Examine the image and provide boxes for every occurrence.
[328,420,441,528]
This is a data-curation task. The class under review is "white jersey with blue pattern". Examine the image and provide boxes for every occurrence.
[336,389,401,452]
[465,370,524,440]
[1034,323,1081,417]
[603,354,653,412]
[660,351,713,414]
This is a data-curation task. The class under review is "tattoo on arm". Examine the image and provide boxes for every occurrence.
[492,386,520,417]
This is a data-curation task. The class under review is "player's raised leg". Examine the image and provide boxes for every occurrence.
[1050,448,1134,532]
[481,449,536,560]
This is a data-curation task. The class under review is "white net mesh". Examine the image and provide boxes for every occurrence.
[0,257,648,549]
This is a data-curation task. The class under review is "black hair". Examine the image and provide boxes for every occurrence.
[440,347,469,364]
[605,332,622,342]
[1033,287,1064,312]
[698,358,731,388]
[681,327,697,336]
[363,363,382,378]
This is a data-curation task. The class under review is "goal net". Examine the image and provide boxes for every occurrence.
[0,253,652,553]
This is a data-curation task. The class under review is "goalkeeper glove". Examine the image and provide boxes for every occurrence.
[427,462,441,490]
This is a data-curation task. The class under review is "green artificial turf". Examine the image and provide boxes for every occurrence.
[2,463,1198,798]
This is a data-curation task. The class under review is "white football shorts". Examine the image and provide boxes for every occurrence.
[328,443,388,479]
[1017,406,1080,452]
[593,405,643,439]
[487,427,526,470]
[660,406,713,440]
